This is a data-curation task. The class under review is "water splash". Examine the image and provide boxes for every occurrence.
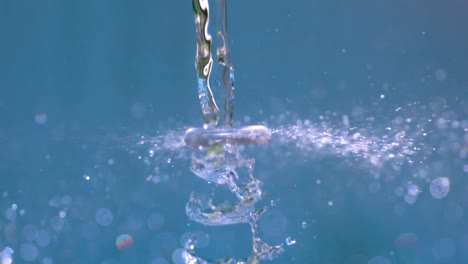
[135,99,467,202]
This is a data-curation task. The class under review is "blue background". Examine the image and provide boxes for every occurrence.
[0,0,467,263]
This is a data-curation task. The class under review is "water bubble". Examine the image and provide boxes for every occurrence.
[328,201,333,206]
[4,208,17,221]
[42,257,53,264]
[285,237,296,246]
[83,174,91,181]
[58,211,66,218]
[49,216,65,231]
[429,177,450,199]
[405,184,420,204]
[434,68,447,81]
[172,249,196,264]
[95,208,113,227]
[395,232,418,247]
[116,234,133,250]
[0,247,14,264]
[34,113,47,125]
[35,230,51,247]
[152,175,161,184]
[404,193,418,205]
[301,221,308,229]
[180,231,209,249]
[20,243,38,262]
[407,184,420,196]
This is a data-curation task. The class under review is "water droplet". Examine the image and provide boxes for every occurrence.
[434,69,447,81]
[34,113,47,125]
[116,234,133,250]
[285,237,296,246]
[0,247,14,264]
[35,230,51,247]
[58,211,66,218]
[430,177,450,199]
[96,208,113,227]
[4,208,17,221]
[20,243,38,262]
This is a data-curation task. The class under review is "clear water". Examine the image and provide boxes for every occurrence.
[1,0,467,263]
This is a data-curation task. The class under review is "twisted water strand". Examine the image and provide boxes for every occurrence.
[193,0,219,126]
[214,0,235,127]
[173,1,284,263]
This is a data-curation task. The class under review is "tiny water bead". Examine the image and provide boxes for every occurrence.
[95,208,113,227]
[35,230,51,247]
[19,243,38,262]
[285,237,296,246]
[429,177,450,199]
[34,113,47,125]
[0,247,14,264]
[116,234,134,250]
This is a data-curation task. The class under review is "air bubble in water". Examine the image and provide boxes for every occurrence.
[429,177,450,199]
[35,230,51,247]
[0,247,14,264]
[20,243,38,262]
[5,208,17,221]
[96,208,113,227]
[285,237,296,246]
[116,234,133,250]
